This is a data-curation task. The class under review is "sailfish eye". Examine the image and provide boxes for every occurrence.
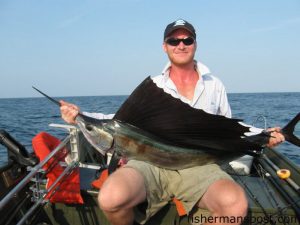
[86,124,93,131]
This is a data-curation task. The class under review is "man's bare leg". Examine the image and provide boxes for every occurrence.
[197,179,248,225]
[98,167,147,225]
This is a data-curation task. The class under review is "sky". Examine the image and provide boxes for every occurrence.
[0,0,299,98]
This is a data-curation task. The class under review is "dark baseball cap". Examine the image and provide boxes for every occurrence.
[164,19,196,40]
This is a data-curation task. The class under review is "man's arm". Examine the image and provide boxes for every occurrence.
[59,100,114,124]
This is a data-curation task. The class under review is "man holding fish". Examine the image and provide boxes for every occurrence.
[60,19,284,225]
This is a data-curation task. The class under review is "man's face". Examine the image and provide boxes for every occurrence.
[163,29,197,66]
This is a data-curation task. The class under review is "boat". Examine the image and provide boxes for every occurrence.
[0,123,299,225]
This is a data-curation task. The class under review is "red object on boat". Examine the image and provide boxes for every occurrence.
[32,132,83,204]
[91,169,109,189]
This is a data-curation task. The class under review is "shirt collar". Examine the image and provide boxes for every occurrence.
[161,60,211,77]
[161,60,210,106]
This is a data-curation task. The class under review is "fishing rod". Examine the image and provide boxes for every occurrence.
[258,156,300,222]
[228,165,278,225]
[262,154,300,194]
[254,163,291,225]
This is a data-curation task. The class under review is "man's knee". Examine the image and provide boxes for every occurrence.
[98,167,146,212]
[199,179,248,217]
[215,180,248,217]
[98,184,127,212]
[225,188,248,217]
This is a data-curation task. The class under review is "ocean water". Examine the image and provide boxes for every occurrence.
[0,93,299,166]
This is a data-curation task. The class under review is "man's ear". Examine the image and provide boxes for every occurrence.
[163,42,167,52]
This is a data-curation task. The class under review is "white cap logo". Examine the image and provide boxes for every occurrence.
[173,19,186,27]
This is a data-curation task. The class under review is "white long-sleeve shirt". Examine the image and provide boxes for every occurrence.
[84,61,231,119]
[152,61,232,117]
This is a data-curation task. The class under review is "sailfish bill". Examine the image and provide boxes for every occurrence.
[33,77,300,169]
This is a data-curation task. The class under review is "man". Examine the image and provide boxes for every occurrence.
[60,19,284,225]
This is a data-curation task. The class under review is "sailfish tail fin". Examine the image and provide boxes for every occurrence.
[282,113,300,147]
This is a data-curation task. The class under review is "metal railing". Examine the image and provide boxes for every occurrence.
[0,135,71,210]
[0,131,83,225]
[17,160,79,225]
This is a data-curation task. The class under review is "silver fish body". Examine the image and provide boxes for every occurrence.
[112,121,243,169]
[76,114,246,170]
[71,112,300,170]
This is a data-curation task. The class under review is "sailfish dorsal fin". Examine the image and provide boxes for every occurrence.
[114,77,263,154]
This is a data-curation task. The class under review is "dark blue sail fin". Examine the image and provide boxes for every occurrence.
[114,77,266,156]
[282,113,300,147]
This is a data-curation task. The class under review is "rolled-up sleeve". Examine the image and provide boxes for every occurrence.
[218,86,232,118]
[82,112,115,119]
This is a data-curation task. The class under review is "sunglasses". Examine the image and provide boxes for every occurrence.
[165,37,195,46]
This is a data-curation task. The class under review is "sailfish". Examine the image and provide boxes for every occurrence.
[33,77,300,170]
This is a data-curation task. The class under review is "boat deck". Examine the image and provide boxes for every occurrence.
[1,129,299,225]
[36,162,299,225]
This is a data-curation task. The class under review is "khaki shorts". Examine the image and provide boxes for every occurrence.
[124,160,232,224]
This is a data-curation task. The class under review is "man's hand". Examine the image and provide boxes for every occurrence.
[60,100,80,124]
[266,127,285,148]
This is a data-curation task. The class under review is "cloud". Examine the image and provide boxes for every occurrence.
[251,17,300,33]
